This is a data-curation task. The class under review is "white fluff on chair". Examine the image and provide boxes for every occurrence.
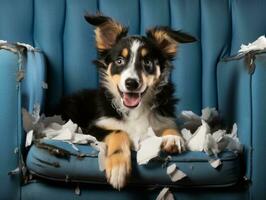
[239,35,266,53]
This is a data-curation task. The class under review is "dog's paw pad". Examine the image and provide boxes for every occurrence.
[161,135,186,154]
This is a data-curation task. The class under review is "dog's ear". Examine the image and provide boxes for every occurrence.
[85,13,128,53]
[146,26,197,60]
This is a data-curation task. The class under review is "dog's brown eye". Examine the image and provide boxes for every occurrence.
[115,57,125,66]
[143,60,154,74]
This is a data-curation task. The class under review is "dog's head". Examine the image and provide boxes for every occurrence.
[85,14,196,110]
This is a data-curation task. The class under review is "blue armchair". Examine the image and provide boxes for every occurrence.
[0,0,265,199]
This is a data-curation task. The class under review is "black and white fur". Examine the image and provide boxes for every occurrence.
[58,13,196,189]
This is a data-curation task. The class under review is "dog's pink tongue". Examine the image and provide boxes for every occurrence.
[123,93,141,107]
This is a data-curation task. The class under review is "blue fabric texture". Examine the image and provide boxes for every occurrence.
[21,51,46,113]
[217,50,266,200]
[22,181,248,200]
[0,46,46,199]
[27,140,241,188]
[0,49,20,200]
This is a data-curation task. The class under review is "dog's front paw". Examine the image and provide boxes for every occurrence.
[161,135,186,154]
[105,152,131,190]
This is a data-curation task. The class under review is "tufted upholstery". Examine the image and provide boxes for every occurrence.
[1,0,266,199]
[0,0,226,113]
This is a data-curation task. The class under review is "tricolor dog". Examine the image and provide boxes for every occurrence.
[59,13,196,189]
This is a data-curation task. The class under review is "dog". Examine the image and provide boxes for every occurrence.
[59,13,196,190]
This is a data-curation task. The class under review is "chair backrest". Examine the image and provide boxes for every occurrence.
[1,0,266,115]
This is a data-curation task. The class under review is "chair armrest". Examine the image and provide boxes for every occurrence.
[0,48,21,199]
[217,51,266,199]
[0,45,46,200]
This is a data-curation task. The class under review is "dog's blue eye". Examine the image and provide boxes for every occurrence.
[115,57,125,66]
[143,60,154,73]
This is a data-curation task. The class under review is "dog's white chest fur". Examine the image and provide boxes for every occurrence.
[95,106,176,150]
[123,108,150,147]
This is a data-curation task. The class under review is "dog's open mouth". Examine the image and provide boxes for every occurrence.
[118,88,147,108]
[123,92,141,108]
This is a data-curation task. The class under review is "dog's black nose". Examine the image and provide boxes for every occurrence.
[125,78,139,91]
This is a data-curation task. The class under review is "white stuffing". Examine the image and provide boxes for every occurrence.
[16,42,35,51]
[22,105,97,144]
[179,107,243,157]
[23,106,242,165]
[0,40,7,44]
[22,105,242,200]
[185,120,210,152]
[42,82,48,89]
[22,106,106,171]
[25,130,33,147]
[74,184,80,196]
[166,163,187,182]
[156,187,175,200]
[238,35,266,54]
[136,127,163,165]
[209,159,222,168]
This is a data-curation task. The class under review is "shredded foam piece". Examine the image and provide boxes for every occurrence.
[22,107,103,171]
[156,187,175,200]
[180,108,242,156]
[203,133,220,156]
[74,184,81,195]
[179,108,242,171]
[51,129,73,141]
[0,40,7,44]
[201,107,219,122]
[137,128,162,165]
[31,104,41,124]
[186,120,210,151]
[181,129,193,141]
[42,82,48,89]
[179,111,201,122]
[239,35,266,53]
[166,163,187,182]
[212,129,226,142]
[25,130,33,147]
[209,159,222,168]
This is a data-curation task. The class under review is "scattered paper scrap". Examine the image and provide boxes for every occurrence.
[0,40,7,44]
[25,130,33,147]
[239,35,266,53]
[209,159,222,169]
[137,127,162,165]
[212,129,226,142]
[42,82,48,89]
[179,107,221,133]
[156,187,175,200]
[201,107,219,122]
[74,184,81,196]
[203,133,220,156]
[181,129,192,141]
[186,120,210,151]
[180,108,242,156]
[22,106,243,175]
[179,110,201,122]
[166,163,187,182]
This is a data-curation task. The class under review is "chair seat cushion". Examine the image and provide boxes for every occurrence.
[26,140,242,188]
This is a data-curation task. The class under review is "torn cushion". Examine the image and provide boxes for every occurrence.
[26,140,242,188]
